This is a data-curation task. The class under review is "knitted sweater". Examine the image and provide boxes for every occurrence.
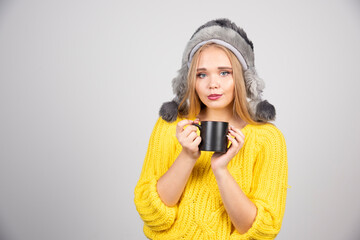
[134,117,288,240]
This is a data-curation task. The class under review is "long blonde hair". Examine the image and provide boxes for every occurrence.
[178,43,260,125]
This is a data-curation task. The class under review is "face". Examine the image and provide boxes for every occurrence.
[195,46,235,111]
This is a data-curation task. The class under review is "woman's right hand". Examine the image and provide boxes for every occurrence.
[176,119,201,160]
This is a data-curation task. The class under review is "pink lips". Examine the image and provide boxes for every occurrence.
[208,94,222,100]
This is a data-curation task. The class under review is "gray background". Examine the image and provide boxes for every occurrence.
[1,0,359,239]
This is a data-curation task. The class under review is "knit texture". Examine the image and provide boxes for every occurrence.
[134,117,288,240]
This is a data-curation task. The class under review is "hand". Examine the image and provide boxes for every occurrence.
[176,119,201,160]
[211,125,245,173]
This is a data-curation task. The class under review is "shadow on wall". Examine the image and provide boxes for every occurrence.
[1,2,20,240]
[0,0,6,18]
[353,0,360,15]
[0,0,11,23]
[355,0,360,7]
[0,218,13,240]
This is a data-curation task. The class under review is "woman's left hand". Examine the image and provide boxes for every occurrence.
[211,125,245,173]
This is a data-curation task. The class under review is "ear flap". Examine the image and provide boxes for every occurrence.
[245,67,276,122]
[244,67,265,100]
[172,64,188,98]
[159,64,189,122]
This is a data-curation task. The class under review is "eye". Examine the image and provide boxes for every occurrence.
[197,73,206,78]
[220,71,230,76]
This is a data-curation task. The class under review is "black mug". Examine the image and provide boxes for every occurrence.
[192,121,229,153]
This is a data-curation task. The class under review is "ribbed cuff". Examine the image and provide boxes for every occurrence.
[230,201,280,240]
[135,178,178,231]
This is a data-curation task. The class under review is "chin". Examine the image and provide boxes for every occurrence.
[206,99,234,109]
[204,103,230,110]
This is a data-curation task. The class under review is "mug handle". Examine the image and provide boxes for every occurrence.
[192,122,202,130]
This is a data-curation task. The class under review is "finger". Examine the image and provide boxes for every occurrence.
[229,125,245,138]
[193,136,202,146]
[182,125,199,137]
[227,134,239,146]
[228,129,244,143]
[176,119,193,133]
[186,131,199,142]
[193,118,200,124]
[226,136,237,154]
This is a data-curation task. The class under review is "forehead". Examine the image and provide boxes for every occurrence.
[197,46,232,68]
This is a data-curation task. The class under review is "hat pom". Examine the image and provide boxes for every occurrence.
[159,100,179,122]
[256,100,276,122]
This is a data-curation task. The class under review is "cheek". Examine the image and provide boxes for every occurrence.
[224,79,235,93]
[195,81,204,95]
[225,81,235,101]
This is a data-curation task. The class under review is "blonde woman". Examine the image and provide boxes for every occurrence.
[135,18,288,240]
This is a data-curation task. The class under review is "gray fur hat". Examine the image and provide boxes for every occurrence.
[159,18,275,122]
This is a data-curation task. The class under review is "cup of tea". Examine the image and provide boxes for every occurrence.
[192,121,229,153]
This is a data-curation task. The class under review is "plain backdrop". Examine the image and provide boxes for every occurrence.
[1,0,360,239]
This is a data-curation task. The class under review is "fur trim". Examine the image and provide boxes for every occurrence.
[248,99,261,120]
[190,19,254,50]
[182,25,254,68]
[171,63,188,100]
[244,67,265,100]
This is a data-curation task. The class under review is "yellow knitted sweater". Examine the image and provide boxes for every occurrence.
[134,117,288,240]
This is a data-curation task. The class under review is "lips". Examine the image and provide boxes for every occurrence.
[208,94,222,100]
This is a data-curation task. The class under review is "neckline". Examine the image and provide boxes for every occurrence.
[240,123,251,132]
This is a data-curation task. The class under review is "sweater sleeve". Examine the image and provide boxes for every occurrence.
[134,117,179,232]
[231,125,288,240]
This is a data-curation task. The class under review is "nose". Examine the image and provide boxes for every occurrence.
[209,74,220,89]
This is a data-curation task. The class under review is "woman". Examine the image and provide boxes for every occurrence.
[134,18,288,240]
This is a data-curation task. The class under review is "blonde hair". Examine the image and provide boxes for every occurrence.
[178,43,260,125]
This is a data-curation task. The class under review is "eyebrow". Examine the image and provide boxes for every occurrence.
[197,67,233,71]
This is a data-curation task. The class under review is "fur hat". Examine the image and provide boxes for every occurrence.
[159,18,276,122]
